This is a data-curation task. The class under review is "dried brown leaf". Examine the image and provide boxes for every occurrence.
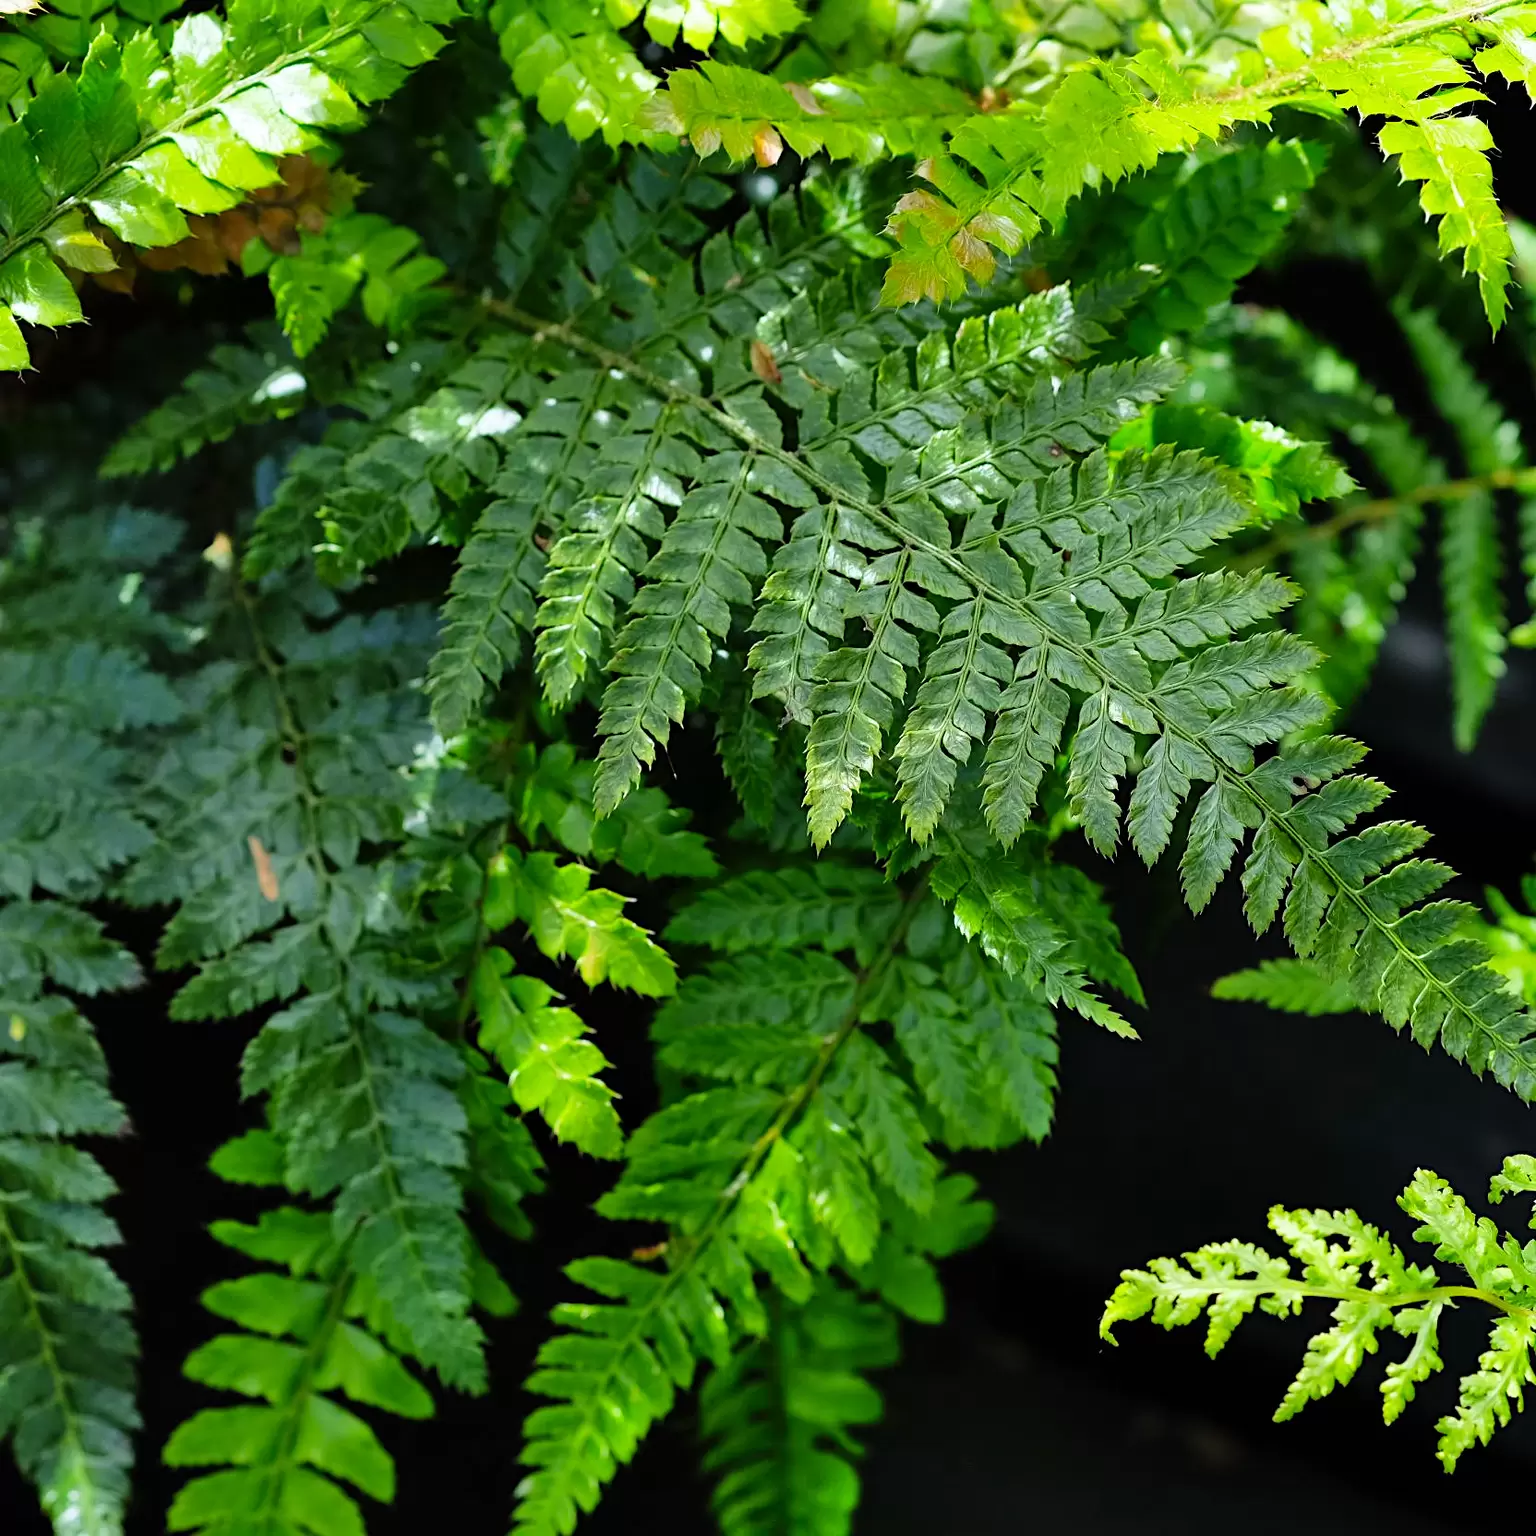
[248,835,280,902]
[750,339,782,385]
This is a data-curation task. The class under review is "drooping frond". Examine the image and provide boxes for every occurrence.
[166,1130,437,1536]
[122,577,491,1392]
[1396,304,1517,749]
[0,972,138,1536]
[509,861,1020,1534]
[1103,1154,1536,1470]
[0,506,184,1536]
[699,1281,897,1536]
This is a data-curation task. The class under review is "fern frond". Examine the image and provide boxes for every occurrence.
[1196,307,1435,712]
[263,210,447,356]
[490,0,657,145]
[466,827,682,1161]
[649,61,972,166]
[512,864,1008,1532]
[166,1131,436,1536]
[1210,957,1357,1016]
[1084,137,1327,355]
[0,507,182,1536]
[126,581,489,1391]
[406,234,1536,1102]
[700,1281,897,1536]
[1103,1154,1536,1470]
[0,0,460,369]
[1397,304,1516,748]
[0,994,137,1536]
[20,0,179,62]
[855,2,1533,320]
[505,740,718,880]
[1112,402,1356,525]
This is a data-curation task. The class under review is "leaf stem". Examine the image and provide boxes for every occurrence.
[1236,466,1536,570]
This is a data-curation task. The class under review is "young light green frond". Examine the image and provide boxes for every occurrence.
[490,0,657,146]
[474,954,624,1160]
[1104,1156,1536,1470]
[166,1134,435,1536]
[866,3,1532,320]
[1112,403,1357,526]
[485,846,676,995]
[0,0,459,369]
[700,1281,898,1536]
[1211,957,1358,1016]
[648,61,972,167]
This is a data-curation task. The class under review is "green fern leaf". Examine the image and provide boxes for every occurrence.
[166,1136,434,1536]
[1397,305,1514,749]
[1211,957,1358,1016]
[700,1281,896,1536]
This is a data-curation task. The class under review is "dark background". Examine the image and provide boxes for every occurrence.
[10,67,1536,1536]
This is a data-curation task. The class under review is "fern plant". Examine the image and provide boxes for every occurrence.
[12,0,1536,1531]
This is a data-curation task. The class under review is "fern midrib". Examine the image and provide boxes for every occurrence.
[1234,466,1518,571]
[0,1183,107,1530]
[1128,1274,1532,1319]
[528,879,927,1503]
[0,0,404,275]
[238,1257,354,1528]
[231,573,468,1377]
[498,304,1536,1087]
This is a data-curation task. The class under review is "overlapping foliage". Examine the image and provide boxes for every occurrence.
[8,0,1536,1532]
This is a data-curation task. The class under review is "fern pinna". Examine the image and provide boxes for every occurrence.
[13,0,1536,1531]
